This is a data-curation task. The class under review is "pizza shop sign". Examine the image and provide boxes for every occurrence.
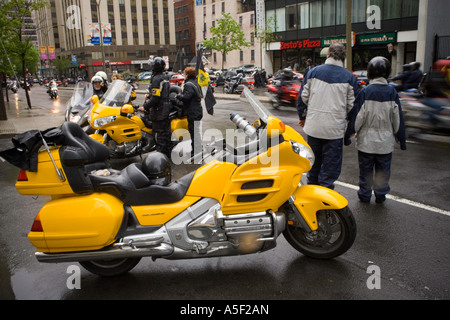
[280,39,321,50]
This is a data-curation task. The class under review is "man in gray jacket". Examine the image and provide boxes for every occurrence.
[297,43,358,189]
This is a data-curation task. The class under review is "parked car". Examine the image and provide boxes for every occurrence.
[353,70,369,82]
[236,64,258,73]
[138,72,152,80]
[170,73,184,86]
[353,70,369,87]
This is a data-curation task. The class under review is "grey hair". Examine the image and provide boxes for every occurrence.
[328,43,346,62]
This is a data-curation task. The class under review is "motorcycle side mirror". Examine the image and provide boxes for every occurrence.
[91,95,99,104]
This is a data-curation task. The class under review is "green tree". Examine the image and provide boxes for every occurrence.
[1,0,49,111]
[203,13,250,70]
[53,55,72,79]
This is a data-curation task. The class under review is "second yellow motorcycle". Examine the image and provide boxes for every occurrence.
[89,80,188,158]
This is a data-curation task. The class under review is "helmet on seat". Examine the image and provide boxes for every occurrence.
[367,56,391,80]
[142,152,171,186]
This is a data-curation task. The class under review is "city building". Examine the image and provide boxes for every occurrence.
[194,0,261,71]
[34,0,177,79]
[173,0,196,71]
[261,0,450,75]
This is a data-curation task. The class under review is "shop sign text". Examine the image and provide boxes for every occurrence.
[280,39,321,50]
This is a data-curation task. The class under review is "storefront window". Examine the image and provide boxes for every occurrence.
[352,0,366,23]
[367,0,383,10]
[402,0,419,17]
[275,8,286,32]
[384,0,402,19]
[266,9,275,26]
[336,0,346,25]
[310,1,322,28]
[323,0,336,27]
[299,3,309,29]
[286,5,298,30]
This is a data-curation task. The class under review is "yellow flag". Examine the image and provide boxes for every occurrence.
[198,69,209,87]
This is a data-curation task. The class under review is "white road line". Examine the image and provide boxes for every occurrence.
[335,181,450,217]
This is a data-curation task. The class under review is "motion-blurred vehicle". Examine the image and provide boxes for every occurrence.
[266,81,301,109]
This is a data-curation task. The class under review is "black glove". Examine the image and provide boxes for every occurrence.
[344,137,352,146]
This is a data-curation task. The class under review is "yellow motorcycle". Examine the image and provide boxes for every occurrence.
[0,89,356,277]
[89,80,188,158]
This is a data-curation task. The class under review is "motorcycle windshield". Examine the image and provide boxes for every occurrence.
[99,80,132,107]
[241,87,271,124]
[69,82,94,112]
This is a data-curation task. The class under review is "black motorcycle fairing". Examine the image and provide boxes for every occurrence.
[89,164,195,206]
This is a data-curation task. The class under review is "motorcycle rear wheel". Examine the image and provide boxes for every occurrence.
[80,258,141,277]
[283,207,356,259]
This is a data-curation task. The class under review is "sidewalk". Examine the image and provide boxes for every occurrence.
[0,86,272,138]
[0,99,66,138]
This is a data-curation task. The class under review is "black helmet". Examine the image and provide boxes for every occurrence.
[152,57,166,73]
[367,56,391,80]
[410,61,421,70]
[142,152,171,186]
[282,68,293,77]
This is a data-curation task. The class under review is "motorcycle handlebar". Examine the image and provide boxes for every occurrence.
[230,113,257,139]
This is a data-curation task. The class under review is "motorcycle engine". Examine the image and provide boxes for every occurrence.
[187,209,275,245]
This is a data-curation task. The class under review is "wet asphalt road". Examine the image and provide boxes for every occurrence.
[0,85,449,301]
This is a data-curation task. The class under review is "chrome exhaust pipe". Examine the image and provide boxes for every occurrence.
[35,243,174,263]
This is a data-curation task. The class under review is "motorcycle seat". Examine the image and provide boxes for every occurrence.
[60,122,111,166]
[89,163,195,206]
[59,122,112,194]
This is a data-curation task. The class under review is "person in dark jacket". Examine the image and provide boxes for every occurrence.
[346,57,407,203]
[392,62,423,92]
[141,57,172,157]
[176,67,203,157]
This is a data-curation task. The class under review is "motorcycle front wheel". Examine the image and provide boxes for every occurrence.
[80,258,141,277]
[283,207,356,259]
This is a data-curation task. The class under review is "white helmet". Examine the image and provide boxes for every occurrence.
[95,71,108,82]
[91,75,103,84]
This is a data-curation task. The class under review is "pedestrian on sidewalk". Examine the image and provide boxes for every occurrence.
[345,56,407,203]
[297,43,358,190]
[176,66,203,157]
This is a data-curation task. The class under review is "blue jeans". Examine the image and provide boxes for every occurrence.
[307,136,343,190]
[358,151,392,202]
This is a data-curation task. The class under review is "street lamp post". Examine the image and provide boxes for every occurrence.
[346,0,352,71]
[96,0,107,72]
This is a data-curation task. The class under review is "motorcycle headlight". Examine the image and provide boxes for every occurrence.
[290,141,315,167]
[70,114,81,123]
[93,115,116,128]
